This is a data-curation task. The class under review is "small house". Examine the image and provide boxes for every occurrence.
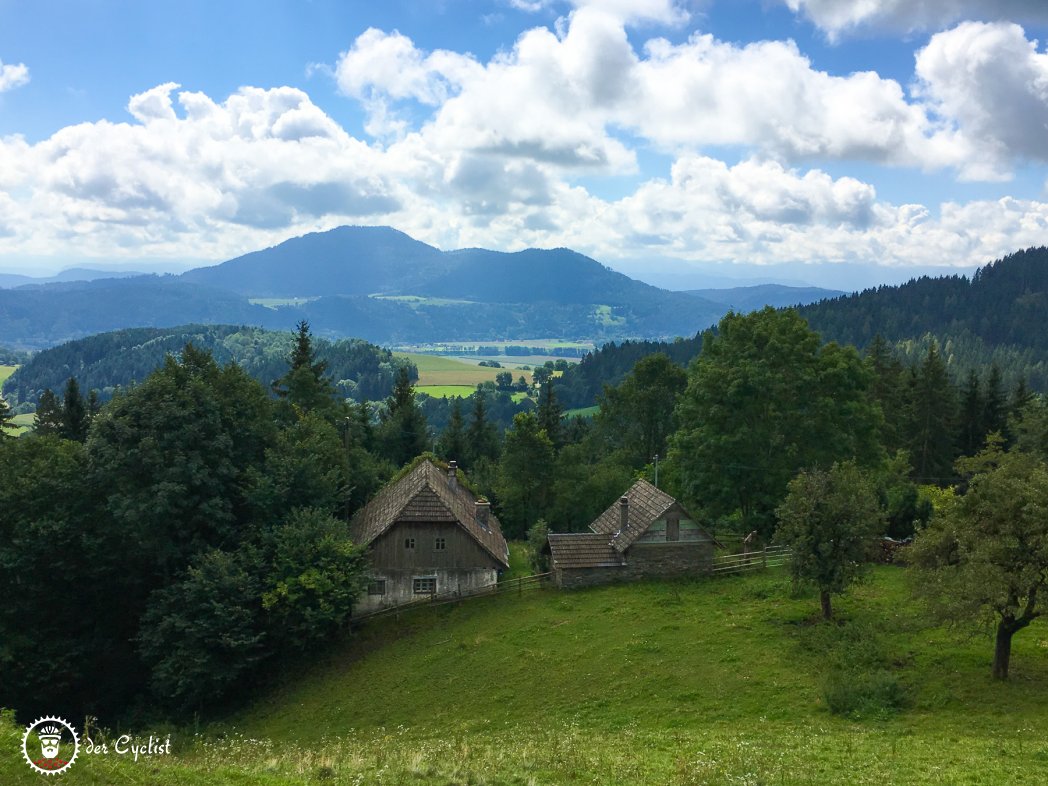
[547,479,720,588]
[350,459,510,614]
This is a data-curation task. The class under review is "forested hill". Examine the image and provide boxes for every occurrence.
[557,247,1048,407]
[2,325,414,406]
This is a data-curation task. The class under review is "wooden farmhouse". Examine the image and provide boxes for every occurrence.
[547,479,721,588]
[350,459,510,614]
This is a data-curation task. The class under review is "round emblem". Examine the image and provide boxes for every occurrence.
[22,716,79,775]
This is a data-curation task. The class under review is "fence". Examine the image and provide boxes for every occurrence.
[352,572,552,623]
[710,545,791,575]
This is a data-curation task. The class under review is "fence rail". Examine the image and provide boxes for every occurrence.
[710,545,791,575]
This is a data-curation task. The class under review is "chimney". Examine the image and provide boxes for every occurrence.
[447,460,458,489]
[475,500,490,530]
[618,496,629,534]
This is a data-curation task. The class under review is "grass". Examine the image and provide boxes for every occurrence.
[0,364,16,386]
[415,384,478,399]
[398,353,533,387]
[248,297,318,308]
[5,567,1048,784]
[565,404,600,418]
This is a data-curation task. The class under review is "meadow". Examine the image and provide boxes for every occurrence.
[5,566,1048,784]
[398,353,534,387]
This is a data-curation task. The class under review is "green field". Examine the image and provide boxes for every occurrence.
[6,566,1047,784]
[248,297,319,308]
[416,384,528,402]
[565,404,600,418]
[0,364,16,386]
[398,353,533,387]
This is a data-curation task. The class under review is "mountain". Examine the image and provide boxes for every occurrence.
[684,284,843,311]
[182,226,449,297]
[0,267,148,288]
[0,276,282,349]
[2,324,410,406]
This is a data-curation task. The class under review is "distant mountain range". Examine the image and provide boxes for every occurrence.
[0,226,840,350]
[0,267,147,289]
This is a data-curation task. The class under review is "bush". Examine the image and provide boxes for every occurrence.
[821,668,908,718]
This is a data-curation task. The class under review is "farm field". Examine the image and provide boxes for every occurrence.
[7,567,1048,784]
[398,353,533,387]
[416,384,528,401]
[0,364,16,386]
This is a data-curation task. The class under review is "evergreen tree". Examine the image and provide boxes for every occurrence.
[437,398,468,463]
[61,377,90,442]
[87,389,101,418]
[536,378,563,449]
[272,320,341,420]
[865,335,907,452]
[0,394,14,438]
[905,343,958,483]
[495,412,555,538]
[958,369,984,457]
[33,388,63,436]
[377,365,429,467]
[465,390,500,466]
[983,363,1006,437]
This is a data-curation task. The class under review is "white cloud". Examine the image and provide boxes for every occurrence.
[915,21,1048,178]
[783,0,1048,38]
[0,59,29,92]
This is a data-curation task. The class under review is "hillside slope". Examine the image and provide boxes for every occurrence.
[2,568,1046,784]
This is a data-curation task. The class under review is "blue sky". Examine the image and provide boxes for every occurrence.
[3,0,1048,287]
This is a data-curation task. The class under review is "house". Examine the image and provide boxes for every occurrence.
[350,459,510,614]
[547,479,721,588]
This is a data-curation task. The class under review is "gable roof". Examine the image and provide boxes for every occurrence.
[547,532,626,569]
[350,460,509,568]
[590,478,677,551]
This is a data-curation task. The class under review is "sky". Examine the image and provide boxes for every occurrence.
[3,0,1048,288]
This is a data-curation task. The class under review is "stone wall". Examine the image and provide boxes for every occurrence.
[553,542,714,589]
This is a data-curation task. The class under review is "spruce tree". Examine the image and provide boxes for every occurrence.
[465,390,500,466]
[905,343,958,483]
[958,369,984,457]
[982,363,1006,438]
[536,378,562,449]
[272,320,340,420]
[61,377,90,442]
[437,398,468,464]
[33,388,63,436]
[377,365,429,466]
[0,394,14,438]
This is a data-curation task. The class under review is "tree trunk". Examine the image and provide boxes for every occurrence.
[820,590,832,620]
[993,621,1014,680]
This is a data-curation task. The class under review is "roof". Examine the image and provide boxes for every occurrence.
[590,478,678,551]
[349,460,509,568]
[547,532,626,569]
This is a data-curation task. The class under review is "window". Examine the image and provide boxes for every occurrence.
[367,580,386,596]
[434,537,446,551]
[666,519,680,542]
[413,577,437,594]
[404,538,415,549]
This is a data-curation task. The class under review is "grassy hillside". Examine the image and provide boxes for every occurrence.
[5,567,1045,784]
[399,352,533,387]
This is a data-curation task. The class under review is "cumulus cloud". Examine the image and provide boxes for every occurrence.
[783,0,1048,38]
[915,21,1048,177]
[0,58,29,92]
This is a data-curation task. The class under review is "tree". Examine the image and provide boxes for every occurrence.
[0,394,14,438]
[437,398,468,463]
[61,377,90,442]
[670,308,882,538]
[465,391,500,467]
[536,378,563,448]
[376,365,429,467]
[137,549,267,712]
[865,335,907,453]
[957,369,984,457]
[495,412,555,538]
[596,353,686,467]
[33,388,63,436]
[272,320,341,420]
[775,462,884,619]
[905,343,957,483]
[910,444,1048,679]
[982,363,1006,437]
[261,508,367,651]
[495,371,513,390]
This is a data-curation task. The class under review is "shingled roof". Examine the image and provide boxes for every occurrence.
[349,460,509,568]
[547,532,626,570]
[590,478,679,551]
